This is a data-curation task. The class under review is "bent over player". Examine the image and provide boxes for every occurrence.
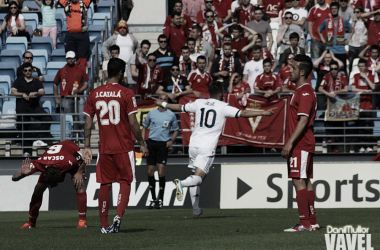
[154,81,275,218]
[281,54,319,232]
[12,140,87,229]
[83,58,148,233]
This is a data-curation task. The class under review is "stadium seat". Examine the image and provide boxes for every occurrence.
[0,76,11,91]
[31,37,54,58]
[22,1,41,12]
[0,88,5,111]
[46,61,66,75]
[56,8,66,24]
[0,62,17,83]
[42,100,52,113]
[0,83,9,97]
[51,114,73,139]
[26,25,34,38]
[97,1,115,12]
[0,50,23,66]
[88,25,105,38]
[374,111,380,136]
[28,49,48,71]
[60,24,68,39]
[0,99,17,130]
[92,13,111,31]
[6,37,28,54]
[23,13,39,32]
[42,82,54,95]
[33,61,45,75]
[56,37,65,50]
[55,13,64,35]
[52,49,66,62]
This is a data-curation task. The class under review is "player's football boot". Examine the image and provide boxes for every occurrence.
[20,222,36,229]
[101,226,111,234]
[173,179,183,201]
[77,219,87,228]
[193,208,203,219]
[108,215,121,233]
[284,223,310,232]
[147,200,155,209]
[154,199,163,209]
[310,223,320,231]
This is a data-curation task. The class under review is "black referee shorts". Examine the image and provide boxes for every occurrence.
[146,139,169,165]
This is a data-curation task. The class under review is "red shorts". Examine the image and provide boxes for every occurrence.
[287,149,313,179]
[96,151,136,184]
[38,165,85,183]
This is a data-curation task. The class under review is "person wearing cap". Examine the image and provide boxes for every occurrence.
[101,19,139,84]
[53,51,89,140]
[58,0,91,70]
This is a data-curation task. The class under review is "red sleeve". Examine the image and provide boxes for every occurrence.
[320,74,328,88]
[208,72,213,82]
[124,90,138,115]
[365,20,372,29]
[158,68,164,83]
[254,75,262,88]
[83,0,91,7]
[164,16,171,27]
[197,10,204,24]
[59,0,67,6]
[83,91,95,117]
[163,25,171,39]
[342,75,348,87]
[187,71,195,83]
[30,161,45,175]
[81,68,90,81]
[307,8,315,22]
[275,75,281,89]
[54,69,62,83]
[186,15,193,30]
[297,89,314,116]
[267,50,275,61]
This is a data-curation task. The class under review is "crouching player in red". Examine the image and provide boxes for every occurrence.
[281,54,319,232]
[12,140,87,229]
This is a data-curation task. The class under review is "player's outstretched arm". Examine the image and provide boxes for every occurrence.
[240,107,276,118]
[12,158,32,181]
[281,115,309,159]
[152,97,183,112]
[83,115,93,164]
[128,113,149,157]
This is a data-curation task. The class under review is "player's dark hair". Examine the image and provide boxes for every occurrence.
[157,34,168,42]
[289,32,299,41]
[294,54,313,79]
[147,53,156,59]
[330,60,339,69]
[197,55,207,63]
[263,58,272,66]
[370,45,379,52]
[192,24,202,34]
[44,166,62,188]
[107,58,126,79]
[171,11,182,18]
[252,45,262,52]
[330,2,339,9]
[231,24,242,33]
[354,6,364,13]
[141,39,151,48]
[187,37,196,44]
[223,33,232,41]
[209,81,224,97]
[109,44,120,53]
[205,9,214,16]
[182,46,190,51]
[22,62,33,70]
[358,58,367,66]
[284,11,293,17]
[254,7,264,13]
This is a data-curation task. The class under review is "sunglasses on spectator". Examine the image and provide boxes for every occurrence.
[206,15,214,18]
[330,68,339,71]
[288,57,294,60]
[24,57,33,59]
[354,11,361,13]
[171,68,179,71]
[10,6,17,9]
[205,1,213,3]
[285,17,293,19]
[285,0,291,3]
[23,69,32,72]
[148,59,156,62]
[119,27,127,30]
[159,40,167,43]
[340,0,348,2]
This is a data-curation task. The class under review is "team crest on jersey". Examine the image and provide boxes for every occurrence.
[132,97,137,107]
[197,79,201,82]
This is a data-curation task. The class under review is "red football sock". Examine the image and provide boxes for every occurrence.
[296,189,310,228]
[116,183,131,219]
[29,195,43,225]
[308,190,317,224]
[98,185,111,227]
[76,192,87,220]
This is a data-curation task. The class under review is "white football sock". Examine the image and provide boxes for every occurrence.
[190,186,200,214]
[181,175,202,187]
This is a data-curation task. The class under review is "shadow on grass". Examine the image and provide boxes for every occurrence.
[119,228,154,233]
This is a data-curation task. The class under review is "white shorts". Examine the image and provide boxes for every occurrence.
[188,147,215,174]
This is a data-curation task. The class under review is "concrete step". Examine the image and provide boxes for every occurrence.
[131,31,161,53]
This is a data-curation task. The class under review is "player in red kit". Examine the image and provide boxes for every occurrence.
[12,141,87,229]
[83,58,148,233]
[281,54,319,232]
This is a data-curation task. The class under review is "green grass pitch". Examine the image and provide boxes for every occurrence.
[0,208,379,250]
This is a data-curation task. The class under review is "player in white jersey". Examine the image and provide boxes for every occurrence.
[153,81,275,218]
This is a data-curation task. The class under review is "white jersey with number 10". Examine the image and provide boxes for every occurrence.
[182,98,241,149]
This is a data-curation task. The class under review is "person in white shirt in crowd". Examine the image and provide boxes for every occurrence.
[102,45,127,83]
[243,44,264,93]
[285,0,308,30]
[348,5,367,73]
[130,40,151,84]
[339,0,354,21]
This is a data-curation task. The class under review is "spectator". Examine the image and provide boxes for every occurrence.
[242,45,263,93]
[231,0,243,13]
[164,0,192,34]
[11,62,52,156]
[308,0,331,59]
[278,53,294,89]
[59,0,91,70]
[17,51,45,83]
[246,8,273,51]
[188,55,213,97]
[280,32,306,67]
[134,53,163,98]
[360,9,380,46]
[259,0,284,18]
[253,58,282,99]
[202,9,224,48]
[214,34,241,61]
[102,45,127,83]
[183,0,205,22]
[279,0,293,27]
[211,42,243,91]
[164,11,188,57]
[179,46,197,77]
[188,25,214,63]
[286,0,308,30]
[235,0,270,26]
[242,34,277,71]
[156,64,193,100]
[349,0,365,8]
[0,1,30,42]
[153,34,178,78]
[53,51,89,139]
[359,45,380,77]
[34,0,58,49]
[228,72,251,106]
[339,0,354,21]
[197,0,222,26]
[348,6,367,73]
[141,93,179,209]
[130,39,151,84]
[318,2,352,75]
[351,59,375,153]
[213,0,233,24]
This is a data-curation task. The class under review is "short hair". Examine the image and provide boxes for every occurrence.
[44,166,62,188]
[354,6,364,12]
[181,46,190,51]
[187,37,196,44]
[294,54,313,79]
[171,11,182,18]
[141,39,151,48]
[22,62,33,70]
[197,55,207,62]
[330,2,339,9]
[192,24,202,34]
[252,45,262,51]
[147,53,156,58]
[284,11,293,17]
[263,58,272,65]
[157,34,168,42]
[23,51,33,58]
[173,0,183,6]
[370,45,379,52]
[109,45,120,53]
[223,42,232,48]
[209,81,224,97]
[231,24,242,33]
[330,60,339,69]
[255,34,263,40]
[289,32,300,41]
[254,7,264,13]
[358,58,367,66]
[223,33,232,40]
[172,63,180,69]
[205,9,214,16]
[107,58,126,79]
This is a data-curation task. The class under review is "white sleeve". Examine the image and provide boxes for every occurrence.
[243,63,249,74]
[182,100,198,113]
[19,14,25,20]
[223,105,241,118]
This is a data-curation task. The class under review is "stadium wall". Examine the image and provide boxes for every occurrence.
[128,0,167,25]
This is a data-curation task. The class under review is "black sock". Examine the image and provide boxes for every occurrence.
[148,175,156,200]
[159,176,166,201]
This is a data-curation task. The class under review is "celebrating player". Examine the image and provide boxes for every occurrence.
[153,81,275,218]
[12,141,87,229]
[83,58,148,233]
[281,54,319,232]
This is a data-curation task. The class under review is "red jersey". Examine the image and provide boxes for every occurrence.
[30,141,83,175]
[261,0,284,18]
[287,83,317,153]
[135,64,163,96]
[163,24,188,57]
[187,69,212,93]
[283,77,297,91]
[307,5,331,41]
[350,0,366,8]
[233,81,250,94]
[366,20,380,46]
[164,13,192,34]
[236,4,255,25]
[278,65,291,84]
[84,83,138,154]
[59,0,91,33]
[54,64,89,97]
[232,37,249,62]
[352,73,374,110]
[254,72,281,90]
[367,0,380,11]
[320,72,348,92]
[213,0,232,19]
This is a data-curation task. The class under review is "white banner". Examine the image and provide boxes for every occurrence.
[220,163,380,209]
